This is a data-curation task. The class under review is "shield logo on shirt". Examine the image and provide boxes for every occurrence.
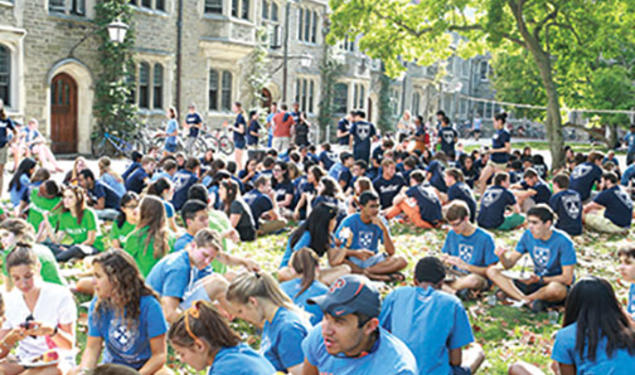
[482,189,502,207]
[571,164,592,179]
[562,195,581,218]
[419,186,440,204]
[443,132,454,144]
[356,124,370,140]
[533,246,551,274]
[109,321,137,352]
[615,187,634,209]
[458,244,473,262]
[359,231,374,249]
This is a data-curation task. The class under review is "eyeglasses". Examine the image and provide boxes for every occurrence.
[449,219,463,227]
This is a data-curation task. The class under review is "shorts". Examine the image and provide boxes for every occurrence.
[180,283,212,310]
[164,142,177,153]
[512,279,569,305]
[234,139,246,150]
[452,365,472,375]
[487,160,508,170]
[348,252,387,269]
[0,144,8,164]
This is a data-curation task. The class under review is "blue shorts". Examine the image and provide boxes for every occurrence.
[234,139,246,150]
[452,365,472,375]
[348,252,387,269]
[164,142,177,153]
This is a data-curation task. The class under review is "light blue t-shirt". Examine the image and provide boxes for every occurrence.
[442,227,498,274]
[280,278,328,326]
[279,231,311,268]
[261,307,311,371]
[99,173,126,198]
[87,295,168,370]
[10,174,30,208]
[208,343,276,375]
[173,232,194,252]
[146,250,212,300]
[166,119,178,145]
[552,322,635,374]
[628,284,635,320]
[335,213,386,253]
[624,132,635,153]
[515,229,577,277]
[379,286,474,375]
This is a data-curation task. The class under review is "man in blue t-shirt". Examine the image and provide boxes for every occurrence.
[302,274,418,375]
[487,204,577,312]
[549,174,583,236]
[244,175,286,236]
[337,111,354,145]
[477,172,525,230]
[569,151,604,202]
[511,168,552,212]
[437,116,458,160]
[335,191,407,281]
[372,158,406,209]
[623,124,635,166]
[349,110,377,164]
[78,169,121,221]
[617,245,635,320]
[441,167,477,223]
[125,156,156,194]
[380,257,485,375]
[442,201,498,298]
[583,171,633,234]
[147,228,258,323]
[183,103,203,150]
[171,157,200,211]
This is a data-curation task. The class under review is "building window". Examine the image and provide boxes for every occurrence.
[0,46,10,107]
[340,35,355,52]
[141,0,152,8]
[297,7,318,43]
[155,0,165,11]
[480,61,489,80]
[298,8,303,40]
[241,0,249,19]
[412,92,420,115]
[125,68,135,105]
[71,0,86,15]
[271,2,278,21]
[461,59,470,78]
[130,0,165,11]
[209,70,219,111]
[205,0,223,14]
[311,11,317,43]
[138,63,150,109]
[262,1,281,48]
[153,64,163,109]
[208,69,233,112]
[49,0,66,13]
[333,83,348,114]
[262,0,268,18]
[390,87,400,116]
[232,0,239,17]
[221,71,232,111]
[231,0,249,19]
[309,80,314,113]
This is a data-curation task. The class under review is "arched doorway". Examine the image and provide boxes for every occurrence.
[50,73,78,153]
[261,88,272,109]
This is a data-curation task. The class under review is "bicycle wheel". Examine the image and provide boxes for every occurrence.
[193,137,209,155]
[204,135,220,153]
[131,136,147,154]
[218,135,234,155]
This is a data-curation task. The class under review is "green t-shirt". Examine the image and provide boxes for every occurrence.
[208,210,233,274]
[55,208,104,250]
[124,226,175,277]
[110,221,136,245]
[26,189,61,233]
[2,244,65,285]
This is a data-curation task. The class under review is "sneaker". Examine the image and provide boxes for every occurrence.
[456,288,473,301]
[529,299,547,313]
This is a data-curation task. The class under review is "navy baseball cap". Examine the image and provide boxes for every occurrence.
[307,275,380,318]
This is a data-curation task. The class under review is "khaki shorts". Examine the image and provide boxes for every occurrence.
[0,144,8,165]
[487,160,507,170]
[585,212,629,234]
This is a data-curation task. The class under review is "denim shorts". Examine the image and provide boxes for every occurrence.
[348,252,387,269]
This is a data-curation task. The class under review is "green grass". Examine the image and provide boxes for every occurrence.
[464,140,626,155]
[27,221,635,374]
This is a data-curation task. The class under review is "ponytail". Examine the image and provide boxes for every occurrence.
[289,248,320,298]
[226,271,301,316]
[168,300,240,350]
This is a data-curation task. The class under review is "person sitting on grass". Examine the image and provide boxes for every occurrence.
[168,300,276,375]
[335,191,408,282]
[372,158,407,210]
[125,156,156,195]
[569,151,603,203]
[380,256,485,375]
[25,179,62,237]
[70,251,172,375]
[510,168,552,213]
[146,228,259,323]
[226,272,311,374]
[171,157,201,212]
[487,204,576,312]
[244,175,286,236]
[549,174,583,237]
[78,168,121,221]
[440,168,477,223]
[383,170,443,229]
[173,199,211,252]
[302,274,418,375]
[477,172,525,230]
[441,201,498,300]
[583,171,633,235]
[109,192,139,250]
[617,244,635,320]
[280,248,329,325]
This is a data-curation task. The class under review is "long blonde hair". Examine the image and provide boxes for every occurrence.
[226,272,304,317]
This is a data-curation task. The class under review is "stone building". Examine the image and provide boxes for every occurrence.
[0,0,493,154]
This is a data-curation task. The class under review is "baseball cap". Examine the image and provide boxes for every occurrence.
[307,275,380,318]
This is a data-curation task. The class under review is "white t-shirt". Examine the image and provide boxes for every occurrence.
[2,281,76,361]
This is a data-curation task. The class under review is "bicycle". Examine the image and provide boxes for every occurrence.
[201,127,234,156]
[91,130,148,158]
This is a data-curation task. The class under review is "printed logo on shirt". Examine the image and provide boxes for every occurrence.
[533,246,551,274]
[571,164,592,179]
[329,278,347,293]
[379,184,401,194]
[359,231,374,249]
[356,124,371,140]
[109,321,138,353]
[562,194,581,218]
[443,131,454,144]
[615,187,633,209]
[459,184,472,197]
[482,189,502,207]
[419,186,440,204]
[458,244,473,262]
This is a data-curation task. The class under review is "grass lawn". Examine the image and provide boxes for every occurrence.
[464,140,627,155]
[58,222,633,374]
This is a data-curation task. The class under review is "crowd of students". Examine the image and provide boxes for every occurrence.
[0,101,633,375]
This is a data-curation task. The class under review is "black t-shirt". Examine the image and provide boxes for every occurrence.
[373,174,406,208]
[229,199,256,241]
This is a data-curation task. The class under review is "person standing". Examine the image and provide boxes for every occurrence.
[246,110,260,149]
[266,102,278,148]
[349,110,377,164]
[272,104,295,153]
[183,103,203,151]
[337,111,354,146]
[477,113,511,196]
[625,124,635,166]
[228,102,246,168]
[161,107,179,157]
[0,102,17,193]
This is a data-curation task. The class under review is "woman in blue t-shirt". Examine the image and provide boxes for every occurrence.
[72,250,170,374]
[8,157,36,210]
[477,112,511,196]
[280,248,328,325]
[226,272,311,374]
[168,300,276,375]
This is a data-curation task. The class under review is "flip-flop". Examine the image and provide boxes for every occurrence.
[387,272,405,283]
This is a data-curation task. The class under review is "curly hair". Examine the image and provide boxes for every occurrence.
[92,250,159,325]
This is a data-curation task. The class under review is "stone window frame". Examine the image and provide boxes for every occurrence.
[332,82,348,115]
[338,35,355,52]
[352,82,365,111]
[230,0,251,21]
[294,75,318,115]
[130,0,168,14]
[411,91,421,116]
[390,86,401,116]
[133,58,168,114]
[204,0,223,14]
[297,5,319,44]
[261,0,281,49]
[47,0,91,17]
[0,44,10,108]
[0,30,25,115]
[208,67,235,113]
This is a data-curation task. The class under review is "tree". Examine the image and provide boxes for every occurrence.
[328,0,634,168]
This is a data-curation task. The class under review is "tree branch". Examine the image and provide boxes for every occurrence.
[532,6,559,44]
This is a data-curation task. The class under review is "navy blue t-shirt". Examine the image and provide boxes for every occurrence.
[233,113,246,145]
[337,117,350,145]
[171,170,198,211]
[427,160,447,192]
[477,185,517,229]
[593,185,633,228]
[569,162,602,201]
[438,127,458,156]
[0,117,15,147]
[521,179,552,204]
[406,185,442,224]
[318,151,336,170]
[89,180,121,209]
[549,189,583,236]
[185,112,203,137]
[273,180,294,204]
[373,174,406,209]
[121,161,141,182]
[244,190,274,228]
[491,129,511,163]
[338,167,353,191]
[448,182,477,222]
[350,121,376,162]
[247,120,260,146]
[371,146,385,167]
[125,168,148,194]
